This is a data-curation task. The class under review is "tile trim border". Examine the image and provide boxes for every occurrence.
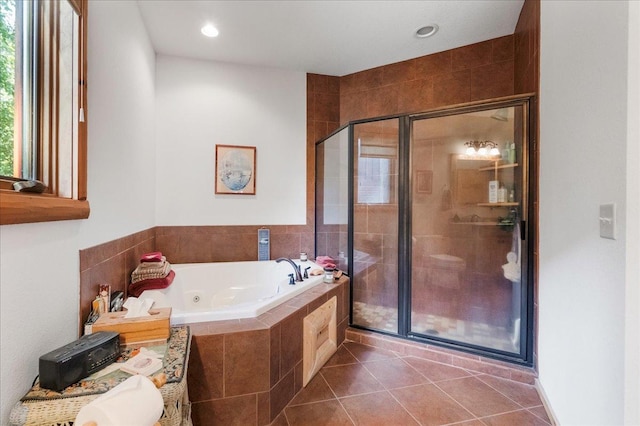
[345,328,537,385]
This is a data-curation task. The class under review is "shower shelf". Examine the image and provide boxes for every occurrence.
[450,222,502,226]
[477,162,519,172]
[477,202,519,207]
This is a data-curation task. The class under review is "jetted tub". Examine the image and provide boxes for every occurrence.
[139,259,325,325]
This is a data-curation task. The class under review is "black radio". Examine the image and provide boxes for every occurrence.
[39,331,120,391]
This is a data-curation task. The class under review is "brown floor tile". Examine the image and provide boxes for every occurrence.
[362,358,429,389]
[391,383,476,426]
[321,363,385,397]
[324,345,359,367]
[481,409,551,425]
[285,400,354,426]
[403,356,473,383]
[528,405,553,424]
[343,341,398,362]
[289,374,336,406]
[340,391,419,425]
[476,374,543,408]
[436,376,521,418]
[274,343,546,425]
[270,411,289,426]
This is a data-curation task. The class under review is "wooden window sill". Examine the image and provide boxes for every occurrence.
[0,190,90,225]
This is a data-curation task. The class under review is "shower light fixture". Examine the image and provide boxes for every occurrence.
[464,140,500,158]
[201,23,219,38]
[416,24,439,38]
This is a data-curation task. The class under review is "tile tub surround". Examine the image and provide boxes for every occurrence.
[187,276,349,426]
[78,225,315,335]
[79,228,156,335]
[154,225,315,265]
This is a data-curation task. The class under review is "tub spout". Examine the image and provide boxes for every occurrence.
[276,257,303,282]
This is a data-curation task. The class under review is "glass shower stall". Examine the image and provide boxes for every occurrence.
[315,95,534,365]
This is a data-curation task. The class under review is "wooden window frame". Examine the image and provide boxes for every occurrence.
[0,0,89,225]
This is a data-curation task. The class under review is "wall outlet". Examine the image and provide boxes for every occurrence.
[599,203,616,240]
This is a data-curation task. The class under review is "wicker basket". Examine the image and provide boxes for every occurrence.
[9,375,190,426]
[9,327,192,426]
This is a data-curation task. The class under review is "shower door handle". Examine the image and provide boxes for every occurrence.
[520,220,526,240]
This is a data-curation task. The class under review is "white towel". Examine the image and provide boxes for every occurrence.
[502,221,521,283]
[74,375,163,426]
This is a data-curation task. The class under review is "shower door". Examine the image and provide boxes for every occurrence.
[350,118,400,334]
[409,102,530,356]
[314,95,534,364]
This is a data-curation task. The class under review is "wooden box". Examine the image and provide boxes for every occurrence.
[92,307,171,346]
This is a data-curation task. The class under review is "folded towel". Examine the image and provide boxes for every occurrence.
[140,252,163,262]
[128,270,175,297]
[131,261,171,283]
[136,257,167,270]
[315,256,336,268]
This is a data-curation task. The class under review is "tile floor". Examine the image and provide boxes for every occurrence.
[271,341,551,426]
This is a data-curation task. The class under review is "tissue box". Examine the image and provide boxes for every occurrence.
[92,308,171,346]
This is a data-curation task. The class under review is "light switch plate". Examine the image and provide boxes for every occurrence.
[599,203,616,240]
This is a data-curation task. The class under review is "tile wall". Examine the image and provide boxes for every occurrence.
[78,228,155,334]
[155,225,314,264]
[339,35,516,124]
[307,74,341,260]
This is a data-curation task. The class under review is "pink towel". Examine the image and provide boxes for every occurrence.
[315,256,336,269]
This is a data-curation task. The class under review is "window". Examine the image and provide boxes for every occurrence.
[0,0,88,225]
[357,157,391,204]
[356,139,397,205]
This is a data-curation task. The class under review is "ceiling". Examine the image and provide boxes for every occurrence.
[136,1,524,77]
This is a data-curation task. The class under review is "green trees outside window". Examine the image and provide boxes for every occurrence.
[0,0,15,177]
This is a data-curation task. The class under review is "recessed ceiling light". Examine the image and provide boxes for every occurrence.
[201,24,219,38]
[415,24,438,38]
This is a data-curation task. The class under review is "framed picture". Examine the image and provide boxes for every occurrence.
[215,144,256,195]
[415,170,433,194]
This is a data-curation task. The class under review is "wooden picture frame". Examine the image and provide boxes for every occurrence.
[215,144,256,195]
[415,170,433,194]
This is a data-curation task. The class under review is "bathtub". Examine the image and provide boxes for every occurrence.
[139,259,325,325]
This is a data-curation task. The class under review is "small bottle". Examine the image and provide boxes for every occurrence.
[489,180,499,203]
[501,143,510,163]
[509,189,515,202]
[509,143,516,163]
[299,252,308,262]
[497,186,507,203]
[323,267,334,283]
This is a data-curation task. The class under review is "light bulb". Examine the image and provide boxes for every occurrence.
[478,146,488,156]
[201,24,219,38]
[490,147,500,156]
[465,146,476,156]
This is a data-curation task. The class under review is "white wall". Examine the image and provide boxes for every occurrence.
[539,1,632,424]
[154,55,307,226]
[624,2,640,423]
[82,1,157,246]
[0,2,156,423]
